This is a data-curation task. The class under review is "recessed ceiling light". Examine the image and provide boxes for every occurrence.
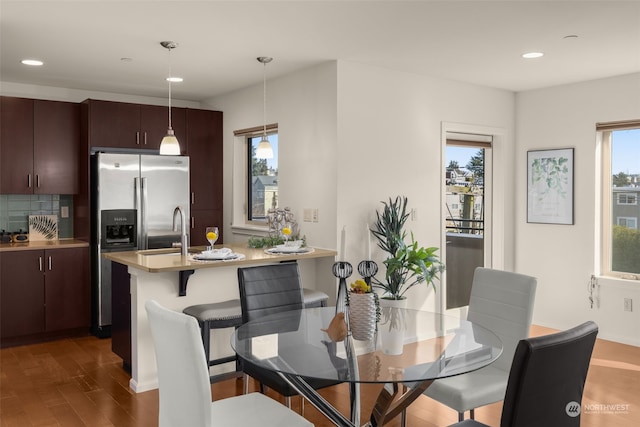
[522,52,544,59]
[21,59,43,66]
[166,76,183,83]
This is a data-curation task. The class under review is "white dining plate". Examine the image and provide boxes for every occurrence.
[193,248,240,260]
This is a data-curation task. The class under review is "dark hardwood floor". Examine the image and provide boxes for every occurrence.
[1,325,638,426]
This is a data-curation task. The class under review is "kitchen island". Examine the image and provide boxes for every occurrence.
[103,245,337,393]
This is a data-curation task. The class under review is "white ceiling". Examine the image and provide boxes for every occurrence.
[1,1,639,102]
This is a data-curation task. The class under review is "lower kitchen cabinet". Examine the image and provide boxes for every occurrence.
[0,247,90,346]
[0,251,44,338]
[44,247,90,332]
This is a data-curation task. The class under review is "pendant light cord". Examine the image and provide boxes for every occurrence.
[262,60,267,138]
[168,46,173,130]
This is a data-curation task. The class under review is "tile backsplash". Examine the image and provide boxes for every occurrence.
[0,194,74,238]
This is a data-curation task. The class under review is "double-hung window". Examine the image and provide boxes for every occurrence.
[598,121,640,277]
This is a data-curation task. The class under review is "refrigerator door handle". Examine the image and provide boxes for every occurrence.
[140,177,148,250]
[134,177,143,250]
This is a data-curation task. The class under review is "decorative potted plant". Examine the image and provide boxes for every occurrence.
[346,279,380,341]
[370,196,445,302]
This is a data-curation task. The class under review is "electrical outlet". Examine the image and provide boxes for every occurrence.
[303,209,313,222]
[303,208,319,223]
[624,298,633,312]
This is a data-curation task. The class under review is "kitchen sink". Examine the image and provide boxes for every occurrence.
[138,248,200,257]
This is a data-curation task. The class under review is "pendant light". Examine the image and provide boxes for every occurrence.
[256,56,274,159]
[159,41,181,155]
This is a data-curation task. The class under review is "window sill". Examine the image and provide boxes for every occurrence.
[595,275,640,290]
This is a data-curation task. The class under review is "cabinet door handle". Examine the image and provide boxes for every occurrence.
[191,192,194,205]
[36,174,40,188]
[136,131,140,145]
[28,174,32,188]
[39,256,43,272]
[143,131,147,145]
[48,256,52,271]
[191,217,194,229]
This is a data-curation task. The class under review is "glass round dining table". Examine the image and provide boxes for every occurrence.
[232,306,502,427]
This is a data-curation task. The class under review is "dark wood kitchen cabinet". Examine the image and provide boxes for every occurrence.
[0,250,44,339]
[0,247,89,346]
[44,247,90,332]
[190,209,223,246]
[85,99,186,152]
[0,97,79,194]
[186,109,223,245]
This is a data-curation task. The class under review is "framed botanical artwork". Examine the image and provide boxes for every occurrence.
[527,148,574,224]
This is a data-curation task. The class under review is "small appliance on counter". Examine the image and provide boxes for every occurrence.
[11,229,29,243]
[0,230,13,243]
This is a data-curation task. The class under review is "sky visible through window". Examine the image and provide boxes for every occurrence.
[612,129,639,175]
[447,129,639,176]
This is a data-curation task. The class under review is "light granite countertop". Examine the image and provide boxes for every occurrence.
[0,239,89,252]
[102,245,337,273]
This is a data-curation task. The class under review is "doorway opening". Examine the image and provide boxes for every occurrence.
[444,133,492,310]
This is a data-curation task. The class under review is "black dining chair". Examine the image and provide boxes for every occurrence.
[449,320,598,427]
[237,262,340,412]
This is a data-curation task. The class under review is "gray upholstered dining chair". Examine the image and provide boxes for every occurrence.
[237,262,340,411]
[405,267,537,424]
[145,299,313,427]
[449,321,598,427]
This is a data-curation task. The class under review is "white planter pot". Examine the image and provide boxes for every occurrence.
[378,298,407,355]
[348,293,377,341]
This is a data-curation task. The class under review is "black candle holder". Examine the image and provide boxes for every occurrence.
[357,260,378,286]
[332,261,353,315]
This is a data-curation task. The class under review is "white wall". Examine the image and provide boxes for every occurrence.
[202,62,339,250]
[335,62,515,312]
[515,73,640,346]
[207,60,515,313]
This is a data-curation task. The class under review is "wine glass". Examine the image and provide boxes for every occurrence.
[281,223,292,243]
[205,227,218,250]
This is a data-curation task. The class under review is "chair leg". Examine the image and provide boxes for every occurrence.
[470,408,475,420]
[201,320,211,367]
[285,396,292,408]
[243,374,249,394]
[300,396,305,416]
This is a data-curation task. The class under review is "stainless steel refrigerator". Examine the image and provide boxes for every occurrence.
[91,152,190,337]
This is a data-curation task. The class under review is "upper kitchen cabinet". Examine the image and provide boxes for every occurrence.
[0,97,80,194]
[186,108,222,210]
[85,99,186,152]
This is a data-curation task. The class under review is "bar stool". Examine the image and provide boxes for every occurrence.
[302,288,329,308]
[183,289,328,384]
[183,299,244,384]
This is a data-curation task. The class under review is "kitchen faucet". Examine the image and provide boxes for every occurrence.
[173,206,189,256]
